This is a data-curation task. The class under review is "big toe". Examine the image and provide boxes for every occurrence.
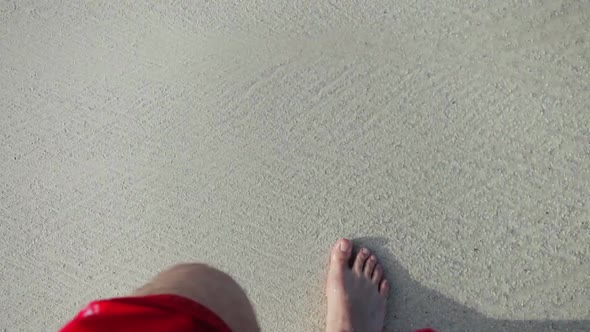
[329,238,352,272]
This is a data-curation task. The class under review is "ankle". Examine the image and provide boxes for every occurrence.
[326,318,355,332]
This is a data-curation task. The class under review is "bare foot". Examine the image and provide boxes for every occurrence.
[326,238,389,332]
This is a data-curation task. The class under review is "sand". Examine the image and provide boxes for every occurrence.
[1,1,589,331]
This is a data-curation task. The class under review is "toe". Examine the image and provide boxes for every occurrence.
[380,279,390,298]
[329,238,352,272]
[353,248,370,274]
[364,255,377,278]
[372,264,383,284]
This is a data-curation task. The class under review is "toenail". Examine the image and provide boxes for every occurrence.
[370,256,376,261]
[361,248,369,255]
[339,240,349,252]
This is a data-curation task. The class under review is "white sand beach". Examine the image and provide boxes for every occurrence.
[1,1,589,331]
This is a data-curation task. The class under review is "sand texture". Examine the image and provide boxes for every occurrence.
[1,1,589,331]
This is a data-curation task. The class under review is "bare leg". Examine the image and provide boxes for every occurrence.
[133,263,260,332]
[326,238,390,332]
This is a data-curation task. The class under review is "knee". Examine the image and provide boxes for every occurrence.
[167,263,224,276]
[135,263,239,296]
[165,263,238,287]
[133,263,259,331]
[155,263,259,331]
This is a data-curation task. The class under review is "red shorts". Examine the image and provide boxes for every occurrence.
[61,294,436,332]
[60,294,231,332]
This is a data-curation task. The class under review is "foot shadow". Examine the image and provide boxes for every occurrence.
[352,237,589,332]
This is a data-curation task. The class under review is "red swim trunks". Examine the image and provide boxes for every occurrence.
[61,294,436,332]
[60,294,231,332]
